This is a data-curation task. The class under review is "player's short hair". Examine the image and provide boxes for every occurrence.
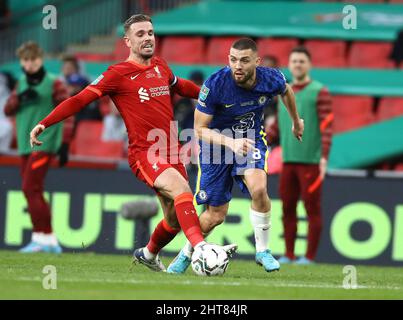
[290,46,311,61]
[124,14,153,34]
[16,41,44,60]
[231,38,257,52]
[62,54,80,71]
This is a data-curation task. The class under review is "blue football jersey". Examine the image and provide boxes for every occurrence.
[196,66,287,138]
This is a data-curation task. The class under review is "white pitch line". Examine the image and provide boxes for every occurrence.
[13,276,401,291]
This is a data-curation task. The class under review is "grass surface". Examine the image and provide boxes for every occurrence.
[1,250,402,300]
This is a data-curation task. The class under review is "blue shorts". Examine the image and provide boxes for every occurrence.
[195,137,269,207]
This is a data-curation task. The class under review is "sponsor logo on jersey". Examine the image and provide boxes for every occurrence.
[138,87,150,103]
[138,86,170,102]
[232,112,255,133]
[224,103,235,108]
[199,85,210,101]
[91,74,104,85]
[149,85,170,97]
[240,100,254,107]
[131,74,140,80]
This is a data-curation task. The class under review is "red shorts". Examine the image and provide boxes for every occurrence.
[129,150,188,191]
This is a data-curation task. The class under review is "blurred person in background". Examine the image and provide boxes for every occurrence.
[390,29,403,67]
[261,55,280,145]
[0,71,15,153]
[61,55,88,84]
[65,72,103,126]
[267,46,333,265]
[174,70,204,172]
[102,99,128,156]
[0,0,10,30]
[4,41,71,253]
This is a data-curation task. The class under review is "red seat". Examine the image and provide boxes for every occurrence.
[113,39,129,62]
[160,36,205,64]
[343,0,385,2]
[257,38,299,67]
[304,40,347,67]
[395,163,403,171]
[343,0,387,3]
[332,95,375,133]
[74,52,114,62]
[377,97,403,121]
[71,120,124,159]
[348,42,394,69]
[206,37,240,65]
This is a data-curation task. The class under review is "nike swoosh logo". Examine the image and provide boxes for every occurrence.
[131,74,140,80]
[225,104,235,108]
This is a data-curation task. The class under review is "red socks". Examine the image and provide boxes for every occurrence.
[146,192,205,254]
[174,193,204,247]
[146,219,180,254]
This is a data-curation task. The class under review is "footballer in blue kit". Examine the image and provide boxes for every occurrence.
[194,64,287,206]
[168,38,304,274]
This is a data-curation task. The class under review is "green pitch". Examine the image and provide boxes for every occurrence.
[0,250,402,299]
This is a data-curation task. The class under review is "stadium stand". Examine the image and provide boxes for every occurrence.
[70,120,124,159]
[1,0,402,170]
[257,38,300,67]
[161,36,205,64]
[206,36,240,65]
[348,41,395,69]
[304,40,347,68]
[376,97,403,121]
[331,96,375,133]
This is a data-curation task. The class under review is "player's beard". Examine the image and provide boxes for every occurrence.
[232,70,253,85]
[140,52,154,59]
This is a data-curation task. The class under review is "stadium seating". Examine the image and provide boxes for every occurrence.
[113,39,129,62]
[70,120,124,159]
[257,38,299,67]
[331,95,375,133]
[342,0,387,3]
[160,36,205,64]
[206,36,240,65]
[304,40,347,67]
[74,52,114,62]
[348,42,395,69]
[376,97,403,121]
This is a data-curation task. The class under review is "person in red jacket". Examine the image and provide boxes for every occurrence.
[30,14,235,271]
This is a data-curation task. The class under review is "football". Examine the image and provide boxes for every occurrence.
[191,244,229,276]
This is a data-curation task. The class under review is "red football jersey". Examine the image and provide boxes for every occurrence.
[86,57,180,164]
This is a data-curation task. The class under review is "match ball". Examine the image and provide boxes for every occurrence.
[191,244,229,276]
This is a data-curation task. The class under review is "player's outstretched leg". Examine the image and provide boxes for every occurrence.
[133,218,179,272]
[134,168,206,272]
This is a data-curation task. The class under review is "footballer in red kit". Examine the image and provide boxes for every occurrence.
[29,14,237,272]
[86,57,186,185]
